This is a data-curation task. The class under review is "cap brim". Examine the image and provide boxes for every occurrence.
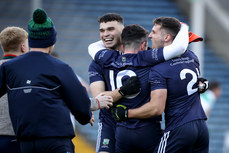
[188,31,203,44]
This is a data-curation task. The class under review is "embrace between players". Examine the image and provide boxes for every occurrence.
[88,13,209,153]
[0,8,209,153]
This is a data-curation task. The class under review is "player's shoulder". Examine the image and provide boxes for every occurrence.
[0,59,9,66]
[150,62,168,75]
[1,56,20,67]
[96,49,121,59]
[95,49,122,64]
[136,48,163,57]
[183,50,199,64]
[89,59,103,71]
[185,50,198,59]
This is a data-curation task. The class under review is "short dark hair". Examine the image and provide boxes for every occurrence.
[153,17,181,40]
[121,24,148,49]
[209,81,221,90]
[98,13,124,24]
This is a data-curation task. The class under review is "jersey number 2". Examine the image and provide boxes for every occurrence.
[180,69,198,95]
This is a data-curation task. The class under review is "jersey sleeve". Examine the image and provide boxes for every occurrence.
[59,64,92,125]
[163,23,189,60]
[94,49,120,67]
[148,67,167,91]
[88,40,105,59]
[135,24,188,66]
[135,48,165,66]
[88,60,104,84]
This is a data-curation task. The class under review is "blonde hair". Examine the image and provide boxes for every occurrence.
[0,26,28,52]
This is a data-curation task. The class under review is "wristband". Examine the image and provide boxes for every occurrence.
[118,89,125,96]
[96,98,100,109]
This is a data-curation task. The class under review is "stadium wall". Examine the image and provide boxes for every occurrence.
[174,0,229,64]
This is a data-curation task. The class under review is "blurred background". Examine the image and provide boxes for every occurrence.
[0,0,229,152]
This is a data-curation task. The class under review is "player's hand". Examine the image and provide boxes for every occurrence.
[198,77,208,93]
[89,112,94,126]
[111,104,128,122]
[95,93,113,109]
[119,76,141,96]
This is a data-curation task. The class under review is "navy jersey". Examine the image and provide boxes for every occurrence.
[89,49,166,128]
[89,60,117,127]
[149,50,207,132]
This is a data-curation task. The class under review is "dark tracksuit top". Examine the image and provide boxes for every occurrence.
[0,51,92,141]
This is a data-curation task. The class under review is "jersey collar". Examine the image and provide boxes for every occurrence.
[3,54,18,59]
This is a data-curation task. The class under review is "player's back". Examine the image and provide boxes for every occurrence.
[0,51,87,140]
[98,51,161,128]
[149,50,207,132]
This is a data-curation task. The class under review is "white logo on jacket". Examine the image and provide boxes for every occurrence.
[26,80,31,84]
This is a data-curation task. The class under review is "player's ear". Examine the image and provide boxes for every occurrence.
[141,41,147,50]
[21,43,26,53]
[121,44,124,51]
[164,34,172,43]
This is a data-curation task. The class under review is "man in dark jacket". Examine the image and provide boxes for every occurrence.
[0,8,92,153]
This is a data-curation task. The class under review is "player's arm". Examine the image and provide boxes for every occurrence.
[89,61,121,109]
[89,24,188,66]
[111,67,166,121]
[90,80,105,97]
[60,64,92,125]
[89,61,122,103]
[88,40,105,60]
[100,89,123,103]
[90,80,122,104]
[111,89,166,121]
[89,60,141,104]
[128,89,166,118]
[130,68,167,118]
[100,76,141,103]
[163,23,189,60]
[91,76,141,103]
[135,23,189,66]
[90,92,113,111]
[89,62,114,110]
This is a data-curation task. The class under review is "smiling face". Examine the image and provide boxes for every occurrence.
[99,21,124,50]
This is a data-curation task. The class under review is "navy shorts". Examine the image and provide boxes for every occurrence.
[0,136,21,153]
[96,121,116,153]
[154,119,209,153]
[115,123,162,153]
[20,137,74,153]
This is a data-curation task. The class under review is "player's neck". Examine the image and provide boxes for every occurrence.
[164,41,172,47]
[115,45,123,52]
[124,48,139,54]
[30,48,51,54]
[3,50,21,56]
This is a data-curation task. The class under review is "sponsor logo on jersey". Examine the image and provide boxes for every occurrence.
[122,57,126,62]
[103,138,110,145]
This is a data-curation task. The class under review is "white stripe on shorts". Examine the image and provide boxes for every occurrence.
[96,122,103,153]
[157,131,170,153]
